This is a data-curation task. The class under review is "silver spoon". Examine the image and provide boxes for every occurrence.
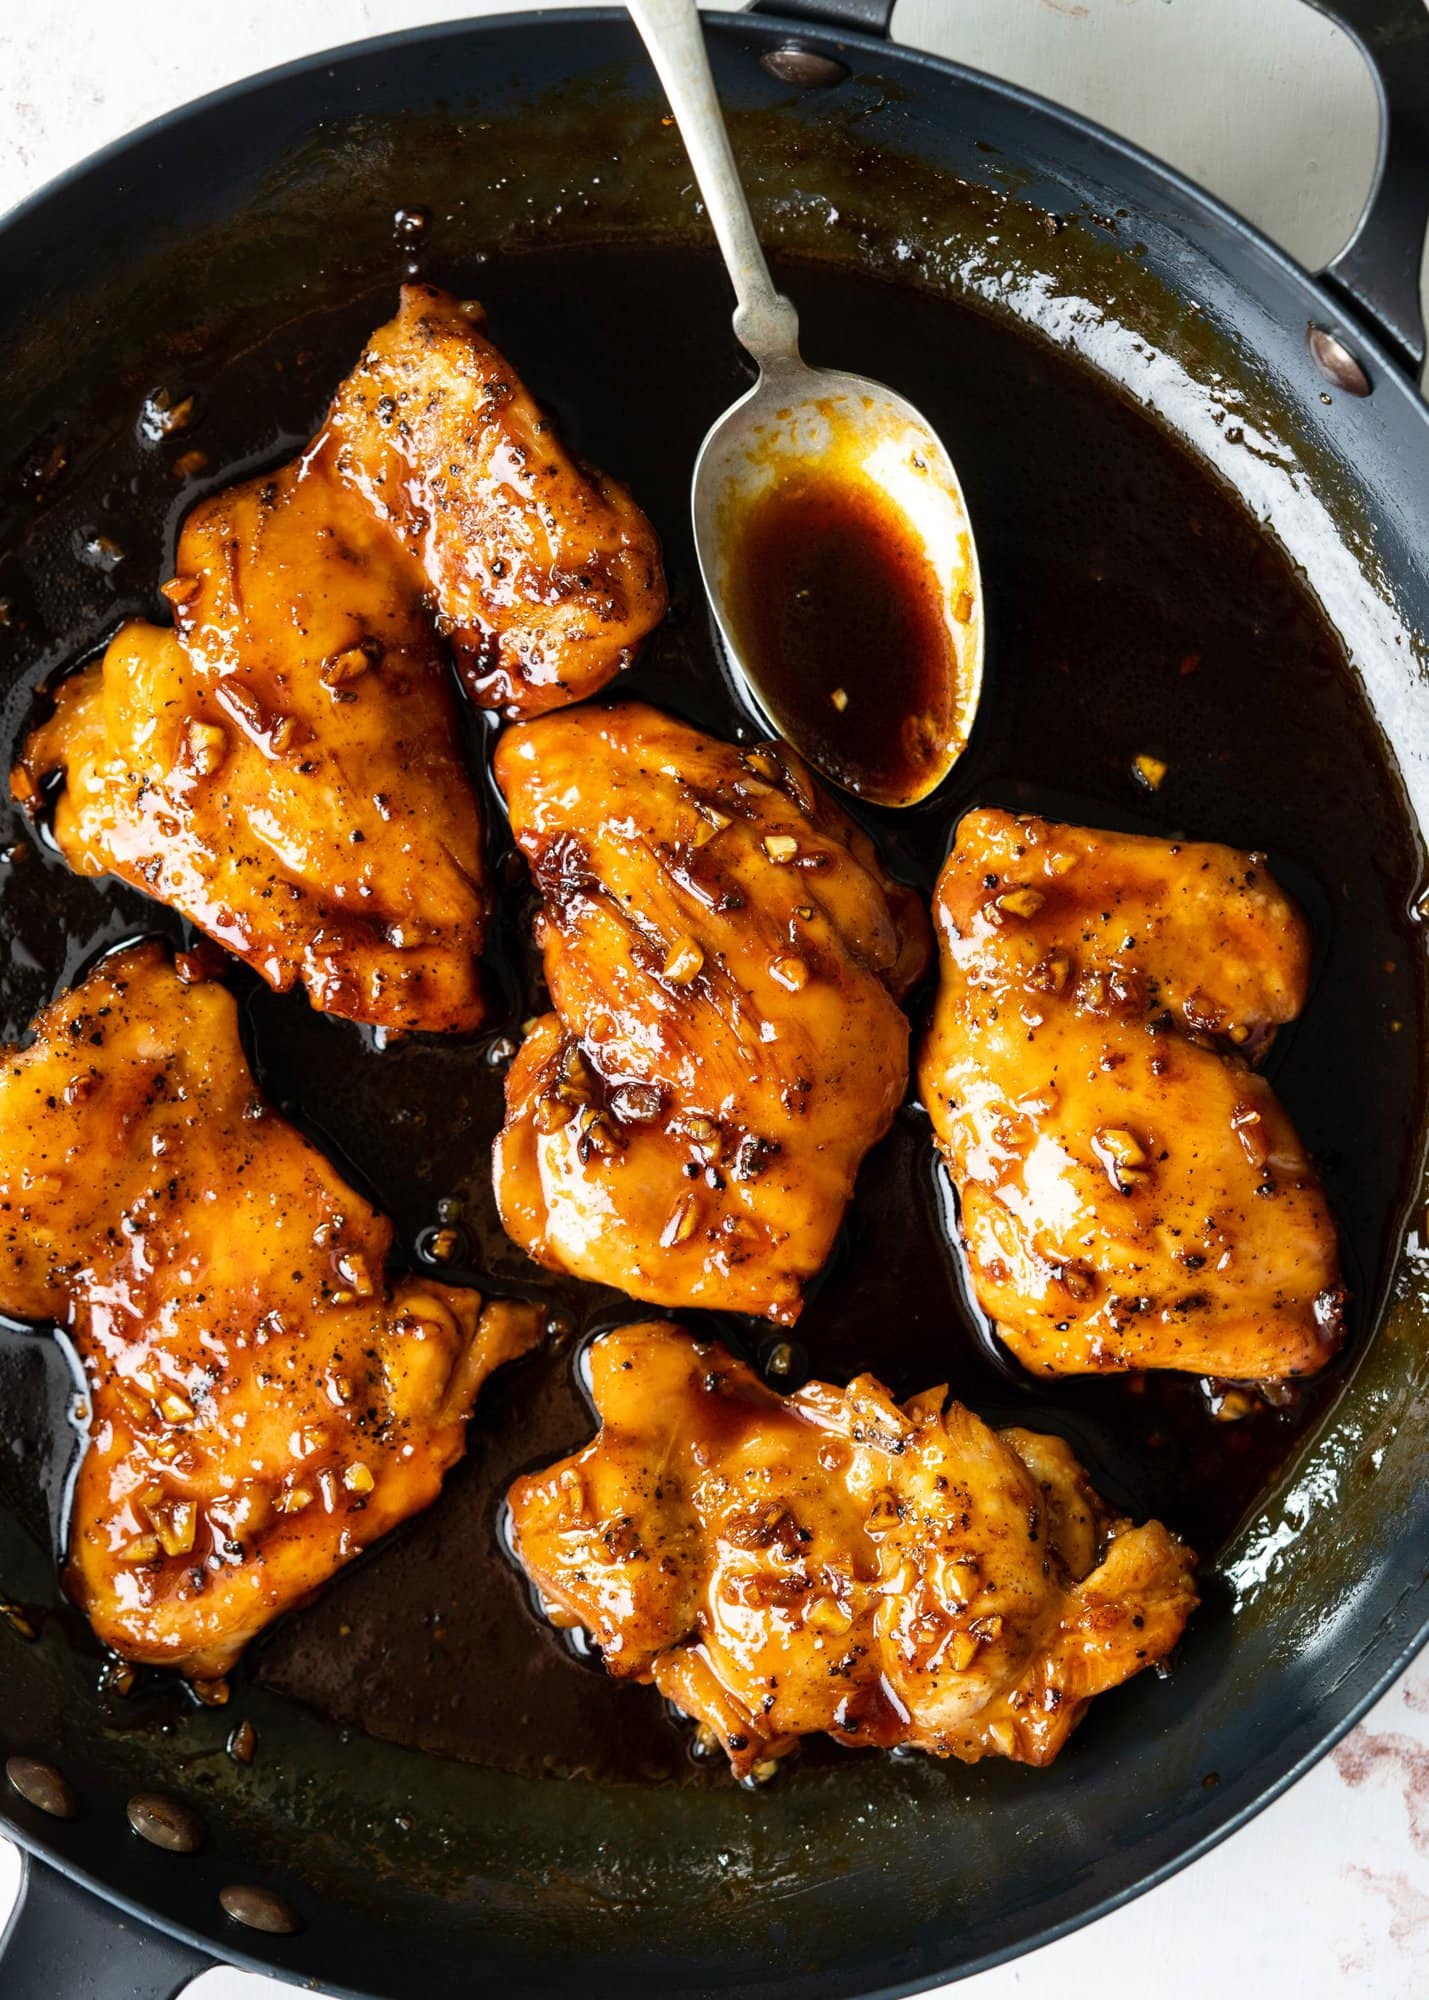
[627,0,984,809]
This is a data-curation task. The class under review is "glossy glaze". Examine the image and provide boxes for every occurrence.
[921,810,1343,1378]
[16,439,490,1034]
[328,285,667,716]
[509,1322,1196,1777]
[0,943,539,1678]
[493,700,929,1322]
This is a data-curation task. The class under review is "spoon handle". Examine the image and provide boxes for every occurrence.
[626,0,801,370]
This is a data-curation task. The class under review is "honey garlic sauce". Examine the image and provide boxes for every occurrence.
[722,463,968,808]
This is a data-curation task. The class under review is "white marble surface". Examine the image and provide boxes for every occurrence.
[1,2,1426,1995]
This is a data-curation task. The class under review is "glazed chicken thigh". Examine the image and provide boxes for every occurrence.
[16,448,489,1033]
[507,1323,1197,1776]
[326,285,667,716]
[492,702,930,1322]
[0,944,539,1681]
[919,810,1343,1379]
[14,285,666,1031]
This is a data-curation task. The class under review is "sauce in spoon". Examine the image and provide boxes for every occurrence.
[723,461,970,807]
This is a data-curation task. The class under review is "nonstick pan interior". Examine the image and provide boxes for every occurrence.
[1,15,1428,1997]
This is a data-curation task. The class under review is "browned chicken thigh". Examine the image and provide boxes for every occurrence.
[492,702,930,1322]
[508,1323,1197,1777]
[327,286,666,716]
[919,810,1344,1379]
[14,286,666,1030]
[0,944,539,1681]
[16,447,489,1033]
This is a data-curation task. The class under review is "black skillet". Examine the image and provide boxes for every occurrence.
[2,3,1429,1994]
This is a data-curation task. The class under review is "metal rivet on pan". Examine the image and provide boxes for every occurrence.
[220,1884,301,1935]
[127,1792,204,1854]
[5,1755,77,1819]
[760,45,849,88]
[1307,324,1371,396]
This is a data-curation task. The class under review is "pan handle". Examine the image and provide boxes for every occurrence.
[749,0,1427,372]
[0,1849,213,2000]
[1308,0,1429,372]
[749,1,895,33]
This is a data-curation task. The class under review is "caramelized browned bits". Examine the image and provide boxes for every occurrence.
[993,886,1044,919]
[181,718,228,777]
[611,1081,663,1123]
[0,1597,38,1641]
[661,936,704,984]
[227,1718,259,1765]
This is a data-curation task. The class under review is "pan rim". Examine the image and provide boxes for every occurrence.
[0,4,1406,390]
[1,8,1426,1998]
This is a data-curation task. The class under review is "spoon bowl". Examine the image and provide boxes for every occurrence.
[629,0,985,807]
[694,358,984,807]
